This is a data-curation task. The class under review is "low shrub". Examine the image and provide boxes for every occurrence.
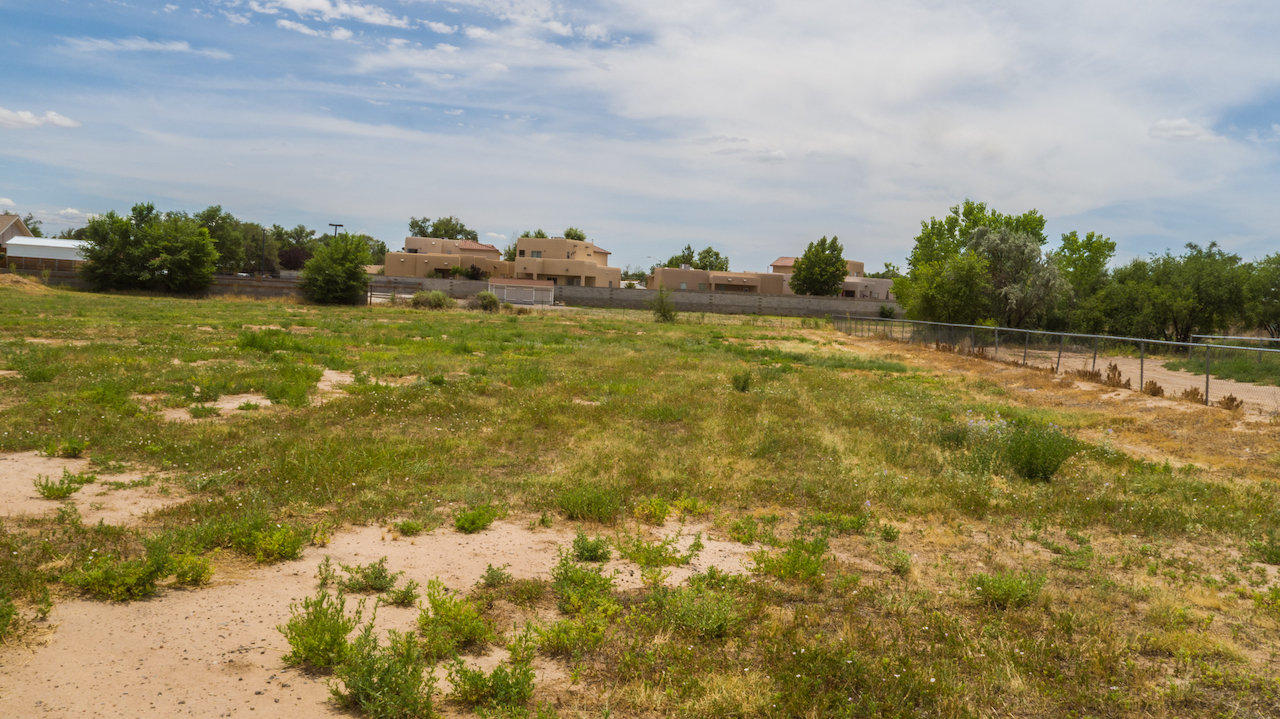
[1250,532,1280,565]
[572,531,612,562]
[882,547,912,577]
[1180,386,1205,403]
[616,532,703,568]
[1255,586,1280,619]
[969,570,1046,608]
[1142,380,1164,397]
[170,554,213,586]
[236,524,308,563]
[730,370,752,393]
[411,290,454,309]
[43,437,87,458]
[651,585,743,639]
[279,589,362,672]
[394,519,425,536]
[878,304,895,319]
[0,594,17,639]
[537,614,609,660]
[1002,420,1079,481]
[478,563,513,589]
[64,553,170,601]
[1217,394,1244,411]
[384,579,421,608]
[879,523,901,542]
[728,515,781,545]
[417,579,494,660]
[475,291,500,312]
[1103,363,1130,389]
[649,288,677,323]
[34,469,95,499]
[632,495,670,525]
[338,557,401,593]
[188,405,220,419]
[332,623,436,719]
[556,484,623,523]
[448,634,535,710]
[551,553,616,615]
[455,504,501,534]
[752,534,828,585]
[800,511,873,536]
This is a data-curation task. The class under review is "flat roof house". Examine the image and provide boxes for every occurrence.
[4,237,87,272]
[650,253,893,301]
[383,237,513,279]
[512,236,621,288]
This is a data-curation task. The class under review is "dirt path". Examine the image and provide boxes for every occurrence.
[0,519,753,717]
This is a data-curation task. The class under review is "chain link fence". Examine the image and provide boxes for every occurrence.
[834,316,1280,415]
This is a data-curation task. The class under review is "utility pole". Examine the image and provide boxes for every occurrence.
[259,227,266,277]
[329,223,344,242]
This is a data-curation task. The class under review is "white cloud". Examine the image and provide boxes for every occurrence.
[276,19,353,40]
[1149,118,1221,142]
[224,12,250,25]
[58,208,86,219]
[485,232,506,239]
[0,198,14,208]
[543,20,572,36]
[424,21,456,34]
[64,36,231,59]
[443,108,464,115]
[251,0,410,29]
[464,26,498,41]
[0,107,81,129]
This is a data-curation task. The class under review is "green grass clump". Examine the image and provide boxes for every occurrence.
[455,504,501,534]
[753,534,828,585]
[188,405,220,419]
[537,614,610,661]
[478,563,513,589]
[1250,532,1280,565]
[384,579,421,608]
[651,585,743,639]
[394,519,425,536]
[556,484,623,524]
[448,634,535,711]
[801,510,873,535]
[730,370,752,392]
[1003,420,1079,481]
[417,579,494,660]
[616,532,702,568]
[551,553,616,615]
[728,515,780,545]
[0,593,16,639]
[969,570,1046,608]
[339,558,402,593]
[235,524,309,563]
[170,554,213,586]
[572,531,612,562]
[411,290,454,309]
[34,469,95,499]
[42,437,87,458]
[63,553,170,602]
[332,623,435,719]
[633,495,670,525]
[279,588,362,672]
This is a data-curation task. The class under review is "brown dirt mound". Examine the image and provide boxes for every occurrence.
[0,274,52,293]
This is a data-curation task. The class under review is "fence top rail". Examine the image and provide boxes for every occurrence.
[1191,334,1280,343]
[842,315,1280,355]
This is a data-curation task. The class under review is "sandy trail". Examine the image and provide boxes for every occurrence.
[0,518,753,717]
[0,452,183,525]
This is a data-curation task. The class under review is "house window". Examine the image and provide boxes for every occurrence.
[698,283,707,291]
[518,249,525,257]
[531,250,543,258]
[679,282,687,290]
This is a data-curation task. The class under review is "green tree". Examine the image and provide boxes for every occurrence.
[1052,230,1115,298]
[299,233,372,305]
[237,221,281,276]
[663,245,730,271]
[519,229,548,238]
[893,251,993,324]
[969,227,1071,328]
[80,203,218,294]
[563,227,587,241]
[907,200,1047,272]
[195,205,247,274]
[789,236,847,296]
[502,242,517,262]
[1246,254,1280,337]
[1094,243,1245,341]
[19,212,43,237]
[866,262,901,279]
[408,216,477,241]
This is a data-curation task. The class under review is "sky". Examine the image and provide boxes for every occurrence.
[1,0,1279,272]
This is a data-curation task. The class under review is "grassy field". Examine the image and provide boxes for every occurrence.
[2,276,1280,717]
[1167,347,1280,387]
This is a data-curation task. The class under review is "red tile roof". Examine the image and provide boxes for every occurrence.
[457,239,500,253]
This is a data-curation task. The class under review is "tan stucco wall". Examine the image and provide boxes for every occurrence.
[384,252,511,278]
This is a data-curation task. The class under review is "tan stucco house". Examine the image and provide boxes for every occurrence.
[383,236,513,279]
[512,236,621,288]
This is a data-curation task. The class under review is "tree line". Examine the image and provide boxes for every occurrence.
[892,200,1278,342]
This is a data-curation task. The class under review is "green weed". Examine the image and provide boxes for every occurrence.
[571,531,611,562]
[279,588,362,673]
[455,504,502,534]
[417,579,494,660]
[969,570,1046,608]
[556,484,623,524]
[332,622,436,719]
[1003,420,1079,481]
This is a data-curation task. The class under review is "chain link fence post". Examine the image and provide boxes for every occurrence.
[1139,341,1145,390]
[1204,345,1211,406]
[1056,333,1064,373]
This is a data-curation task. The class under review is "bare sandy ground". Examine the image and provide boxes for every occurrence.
[159,394,274,423]
[0,451,183,525]
[0,518,754,717]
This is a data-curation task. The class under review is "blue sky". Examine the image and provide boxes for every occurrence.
[2,1,1279,272]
